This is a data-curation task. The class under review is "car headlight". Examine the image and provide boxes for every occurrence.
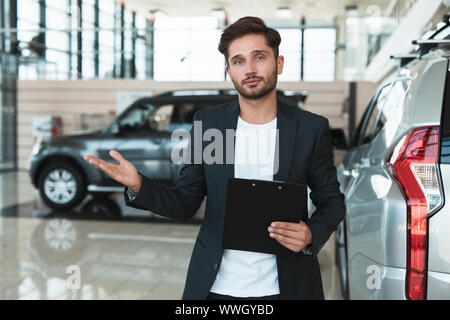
[30,137,45,157]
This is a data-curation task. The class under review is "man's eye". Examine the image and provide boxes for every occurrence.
[234,60,243,65]
[256,56,265,61]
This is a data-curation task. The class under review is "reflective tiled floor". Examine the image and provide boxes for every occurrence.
[0,171,343,300]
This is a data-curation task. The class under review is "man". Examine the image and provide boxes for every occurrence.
[84,16,345,300]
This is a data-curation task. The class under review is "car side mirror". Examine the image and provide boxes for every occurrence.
[110,122,120,135]
[330,128,349,150]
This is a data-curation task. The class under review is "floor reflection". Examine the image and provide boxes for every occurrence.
[0,195,200,299]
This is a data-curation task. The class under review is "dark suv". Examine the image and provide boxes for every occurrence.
[28,89,308,209]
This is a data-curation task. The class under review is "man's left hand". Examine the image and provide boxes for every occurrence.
[267,221,312,253]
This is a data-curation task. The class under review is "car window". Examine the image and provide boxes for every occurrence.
[383,79,412,119]
[148,104,174,132]
[173,102,200,123]
[118,104,157,132]
[382,79,413,143]
[118,103,174,132]
[169,100,217,132]
[359,84,391,145]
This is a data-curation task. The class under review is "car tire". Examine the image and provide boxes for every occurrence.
[335,221,350,300]
[340,249,350,300]
[38,162,86,209]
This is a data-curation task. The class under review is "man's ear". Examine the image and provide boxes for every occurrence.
[277,55,284,75]
[225,64,232,80]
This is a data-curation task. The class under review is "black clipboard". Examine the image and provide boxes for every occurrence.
[222,178,307,257]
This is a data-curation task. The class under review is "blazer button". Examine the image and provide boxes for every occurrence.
[213,263,219,270]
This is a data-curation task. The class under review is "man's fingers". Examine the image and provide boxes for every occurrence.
[84,155,119,179]
[109,150,125,164]
[84,155,101,166]
[98,162,119,180]
[268,226,302,241]
[270,221,301,232]
[85,156,107,168]
[83,155,96,162]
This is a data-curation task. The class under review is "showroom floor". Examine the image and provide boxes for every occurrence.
[0,171,343,300]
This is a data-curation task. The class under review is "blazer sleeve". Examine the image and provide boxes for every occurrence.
[305,117,346,256]
[123,112,207,222]
[126,186,138,201]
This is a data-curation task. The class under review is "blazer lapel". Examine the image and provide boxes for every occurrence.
[222,99,240,182]
[221,98,297,183]
[273,99,297,182]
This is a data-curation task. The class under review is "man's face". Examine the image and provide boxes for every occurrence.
[225,34,284,100]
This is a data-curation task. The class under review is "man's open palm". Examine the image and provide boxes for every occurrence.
[84,150,141,193]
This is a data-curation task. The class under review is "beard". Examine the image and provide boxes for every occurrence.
[232,67,278,100]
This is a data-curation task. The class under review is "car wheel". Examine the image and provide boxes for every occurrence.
[38,162,86,209]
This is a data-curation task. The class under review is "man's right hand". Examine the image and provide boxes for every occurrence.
[84,150,142,194]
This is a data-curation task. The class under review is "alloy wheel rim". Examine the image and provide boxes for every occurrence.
[44,168,77,204]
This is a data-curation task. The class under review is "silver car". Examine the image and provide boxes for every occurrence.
[335,21,450,299]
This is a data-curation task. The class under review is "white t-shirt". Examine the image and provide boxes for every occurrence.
[210,115,279,297]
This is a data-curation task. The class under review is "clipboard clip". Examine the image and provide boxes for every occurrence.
[250,180,285,189]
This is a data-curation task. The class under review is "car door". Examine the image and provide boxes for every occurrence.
[343,84,392,197]
[335,83,391,294]
[337,86,391,194]
[165,95,236,183]
[98,100,175,185]
[337,94,375,193]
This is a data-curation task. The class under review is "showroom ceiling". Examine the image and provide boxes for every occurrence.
[122,0,395,21]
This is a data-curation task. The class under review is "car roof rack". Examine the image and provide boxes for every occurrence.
[412,39,450,57]
[390,54,419,67]
[426,14,450,40]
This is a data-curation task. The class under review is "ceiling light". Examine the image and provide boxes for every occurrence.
[276,6,292,18]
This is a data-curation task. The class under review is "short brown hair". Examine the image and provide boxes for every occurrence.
[218,16,281,64]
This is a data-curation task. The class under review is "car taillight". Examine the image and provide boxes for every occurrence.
[51,125,58,137]
[385,126,443,300]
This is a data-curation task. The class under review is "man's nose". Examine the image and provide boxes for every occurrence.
[245,59,257,75]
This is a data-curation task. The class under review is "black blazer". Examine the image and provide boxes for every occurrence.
[124,98,345,300]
